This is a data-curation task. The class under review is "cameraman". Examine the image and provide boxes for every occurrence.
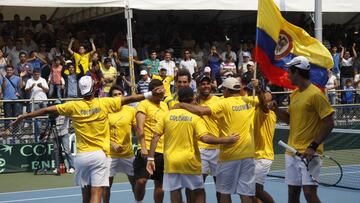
[52,100,75,174]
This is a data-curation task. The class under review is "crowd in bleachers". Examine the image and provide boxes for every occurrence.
[0,12,359,122]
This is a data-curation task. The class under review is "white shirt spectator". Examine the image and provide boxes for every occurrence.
[342,57,353,67]
[191,50,204,68]
[118,46,137,67]
[326,75,337,91]
[221,51,237,63]
[25,77,49,101]
[354,74,360,94]
[180,59,197,75]
[159,60,176,77]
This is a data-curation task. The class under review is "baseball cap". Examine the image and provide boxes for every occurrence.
[242,52,251,58]
[79,76,94,96]
[204,66,211,73]
[246,61,255,66]
[196,75,212,85]
[285,56,310,70]
[219,77,241,91]
[140,70,148,75]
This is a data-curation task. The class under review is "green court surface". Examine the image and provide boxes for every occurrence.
[0,172,128,193]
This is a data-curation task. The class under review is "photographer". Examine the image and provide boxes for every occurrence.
[51,100,75,174]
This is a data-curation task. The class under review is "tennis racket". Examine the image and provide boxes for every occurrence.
[278,140,343,187]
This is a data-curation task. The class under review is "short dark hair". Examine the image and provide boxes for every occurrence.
[178,87,194,103]
[289,66,310,80]
[109,85,124,96]
[148,79,163,91]
[175,69,191,82]
[19,51,27,57]
[5,65,14,70]
[104,58,111,64]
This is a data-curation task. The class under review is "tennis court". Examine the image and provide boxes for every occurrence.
[1,177,360,203]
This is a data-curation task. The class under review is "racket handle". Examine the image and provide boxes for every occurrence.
[278,140,300,155]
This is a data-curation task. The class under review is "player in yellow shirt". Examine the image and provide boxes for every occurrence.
[195,75,222,202]
[152,67,174,97]
[134,79,168,203]
[12,76,163,203]
[164,68,191,108]
[146,87,239,203]
[253,90,276,203]
[67,37,96,74]
[103,85,137,203]
[177,77,267,203]
[270,56,334,203]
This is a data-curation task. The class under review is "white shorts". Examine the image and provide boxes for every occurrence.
[216,158,255,196]
[200,149,219,176]
[107,157,135,177]
[163,173,204,192]
[74,150,109,187]
[255,159,273,185]
[285,154,322,186]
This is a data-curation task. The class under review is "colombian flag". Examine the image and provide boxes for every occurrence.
[255,0,334,89]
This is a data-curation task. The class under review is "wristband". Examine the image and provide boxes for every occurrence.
[307,142,319,151]
[143,91,153,99]
[147,157,155,161]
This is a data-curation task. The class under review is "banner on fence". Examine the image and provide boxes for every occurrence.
[0,143,55,173]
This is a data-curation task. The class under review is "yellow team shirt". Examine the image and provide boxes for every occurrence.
[154,109,208,174]
[101,66,117,93]
[56,97,121,154]
[164,93,179,109]
[73,52,91,74]
[107,105,136,158]
[136,99,168,153]
[254,107,277,160]
[288,84,334,155]
[198,95,222,149]
[208,96,258,162]
[152,75,174,97]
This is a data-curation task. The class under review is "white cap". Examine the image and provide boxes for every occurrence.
[79,76,94,96]
[204,66,211,73]
[242,52,251,58]
[285,56,310,70]
[246,61,255,66]
[219,77,241,91]
[140,70,148,75]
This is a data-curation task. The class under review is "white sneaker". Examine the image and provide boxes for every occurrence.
[67,168,75,174]
[53,168,58,174]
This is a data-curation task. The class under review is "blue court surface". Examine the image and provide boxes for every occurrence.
[0,177,359,203]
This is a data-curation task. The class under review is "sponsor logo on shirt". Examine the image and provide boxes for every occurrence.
[170,115,193,122]
[232,104,253,111]
[80,108,101,115]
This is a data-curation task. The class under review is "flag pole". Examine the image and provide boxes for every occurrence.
[314,0,323,42]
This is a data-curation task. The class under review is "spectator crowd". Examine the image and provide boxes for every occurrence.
[0,12,358,123]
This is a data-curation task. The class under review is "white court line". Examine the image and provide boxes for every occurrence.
[0,182,130,195]
[276,126,360,134]
[0,182,217,202]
